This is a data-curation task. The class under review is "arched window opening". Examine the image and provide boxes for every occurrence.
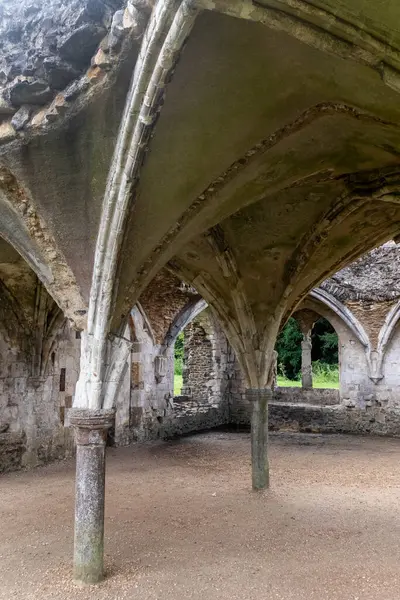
[311,317,339,389]
[174,331,184,395]
[275,315,339,389]
[275,317,302,384]
[172,311,215,400]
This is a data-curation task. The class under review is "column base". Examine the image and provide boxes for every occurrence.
[70,409,115,585]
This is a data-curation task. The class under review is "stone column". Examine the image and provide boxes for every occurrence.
[246,388,272,490]
[69,408,115,584]
[301,331,313,389]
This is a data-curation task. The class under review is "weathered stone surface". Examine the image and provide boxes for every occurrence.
[43,58,80,90]
[93,48,112,69]
[0,433,25,473]
[0,0,125,111]
[108,10,125,50]
[29,108,47,128]
[322,242,400,303]
[247,388,271,490]
[70,409,115,584]
[11,105,31,131]
[267,403,400,437]
[8,78,53,106]
[0,121,16,142]
[63,76,90,101]
[274,387,340,406]
[0,96,16,116]
[58,24,106,66]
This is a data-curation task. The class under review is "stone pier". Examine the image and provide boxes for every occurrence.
[301,334,313,389]
[246,388,272,490]
[70,409,115,584]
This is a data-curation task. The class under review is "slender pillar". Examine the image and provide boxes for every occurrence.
[70,409,115,584]
[301,331,313,389]
[246,388,272,490]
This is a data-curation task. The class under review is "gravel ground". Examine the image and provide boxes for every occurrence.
[1,431,400,599]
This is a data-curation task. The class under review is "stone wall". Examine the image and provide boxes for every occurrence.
[166,310,232,436]
[4,269,400,475]
[0,299,234,474]
[346,300,396,348]
[0,321,80,472]
[299,297,376,406]
[127,305,175,442]
[268,403,400,437]
[274,387,340,406]
[182,315,215,400]
[229,394,400,438]
[128,307,232,441]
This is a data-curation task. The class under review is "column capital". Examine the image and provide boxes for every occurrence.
[245,388,272,402]
[70,409,115,446]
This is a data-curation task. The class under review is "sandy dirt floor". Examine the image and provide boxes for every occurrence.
[1,431,400,599]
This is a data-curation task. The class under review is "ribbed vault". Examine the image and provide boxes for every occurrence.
[110,8,400,384]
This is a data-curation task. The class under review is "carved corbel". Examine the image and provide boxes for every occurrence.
[154,355,167,383]
[365,349,384,384]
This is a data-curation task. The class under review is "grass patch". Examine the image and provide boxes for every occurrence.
[174,374,183,396]
[277,377,339,389]
[277,362,339,389]
[173,362,339,395]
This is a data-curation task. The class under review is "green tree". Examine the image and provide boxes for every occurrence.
[275,317,302,380]
[311,319,338,364]
[275,316,339,380]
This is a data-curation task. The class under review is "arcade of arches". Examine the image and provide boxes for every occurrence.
[2,0,400,588]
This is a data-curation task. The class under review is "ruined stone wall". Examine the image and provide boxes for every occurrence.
[0,312,135,473]
[229,294,400,434]
[296,298,394,407]
[0,0,149,142]
[182,316,214,400]
[273,387,340,406]
[168,310,231,435]
[228,299,389,422]
[128,305,175,441]
[325,302,400,409]
[5,257,400,475]
[268,403,400,437]
[0,321,80,472]
[1,299,234,474]
[127,306,232,441]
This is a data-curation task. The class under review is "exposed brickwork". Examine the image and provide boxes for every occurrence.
[139,270,197,344]
[345,300,396,347]
[182,316,214,400]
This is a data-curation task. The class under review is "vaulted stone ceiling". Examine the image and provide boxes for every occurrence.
[1,1,400,386]
[123,6,400,384]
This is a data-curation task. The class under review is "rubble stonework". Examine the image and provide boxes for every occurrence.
[0,0,149,139]
[0,319,80,472]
